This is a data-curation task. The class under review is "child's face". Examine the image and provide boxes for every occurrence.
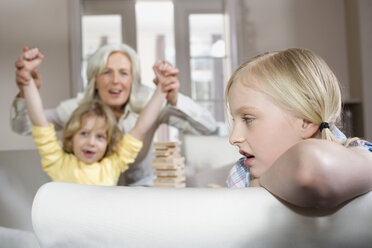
[72,115,108,164]
[228,78,304,179]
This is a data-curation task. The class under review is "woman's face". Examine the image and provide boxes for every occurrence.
[96,52,132,112]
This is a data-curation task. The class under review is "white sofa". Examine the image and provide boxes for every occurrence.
[2,136,372,247]
[32,182,372,248]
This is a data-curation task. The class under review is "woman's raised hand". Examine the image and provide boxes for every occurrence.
[152,60,180,105]
[21,48,44,72]
[15,46,43,97]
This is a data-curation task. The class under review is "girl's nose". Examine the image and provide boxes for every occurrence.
[88,135,96,145]
[229,124,244,146]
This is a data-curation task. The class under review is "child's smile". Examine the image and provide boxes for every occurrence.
[83,149,97,158]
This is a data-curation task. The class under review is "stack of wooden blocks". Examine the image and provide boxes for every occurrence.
[152,142,186,188]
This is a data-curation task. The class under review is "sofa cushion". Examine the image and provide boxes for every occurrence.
[32,182,372,248]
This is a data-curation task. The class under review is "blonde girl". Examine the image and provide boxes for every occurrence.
[225,48,372,208]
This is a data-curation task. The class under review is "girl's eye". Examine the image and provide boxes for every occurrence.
[242,116,254,124]
[80,131,88,136]
[97,134,106,140]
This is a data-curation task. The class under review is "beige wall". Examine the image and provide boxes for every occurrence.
[234,0,350,99]
[359,0,372,140]
[0,0,71,151]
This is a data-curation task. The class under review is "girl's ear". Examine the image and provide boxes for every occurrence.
[299,119,319,139]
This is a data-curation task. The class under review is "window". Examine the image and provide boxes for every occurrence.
[73,0,229,137]
[135,1,175,87]
[173,0,229,135]
[135,0,176,141]
[189,14,226,122]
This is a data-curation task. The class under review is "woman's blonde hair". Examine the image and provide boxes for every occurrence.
[63,99,123,157]
[83,43,148,113]
[225,48,352,144]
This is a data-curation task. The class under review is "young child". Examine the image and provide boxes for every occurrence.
[21,48,168,185]
[225,48,372,208]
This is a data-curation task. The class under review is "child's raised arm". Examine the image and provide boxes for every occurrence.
[21,48,48,127]
[129,61,168,140]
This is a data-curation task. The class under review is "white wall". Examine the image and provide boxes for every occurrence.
[0,0,71,151]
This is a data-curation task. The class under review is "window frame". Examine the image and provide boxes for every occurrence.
[173,0,224,96]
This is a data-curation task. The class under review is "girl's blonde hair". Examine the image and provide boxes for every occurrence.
[225,48,352,144]
[82,43,148,113]
[63,99,123,157]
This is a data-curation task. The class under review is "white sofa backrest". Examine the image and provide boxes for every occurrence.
[32,182,372,248]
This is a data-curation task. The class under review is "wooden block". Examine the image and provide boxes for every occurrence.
[154,176,186,183]
[154,154,181,159]
[153,141,181,149]
[153,157,185,164]
[152,158,184,167]
[206,183,223,188]
[152,163,185,170]
[154,169,184,177]
[154,149,180,157]
[154,167,184,172]
[153,181,186,188]
[154,147,179,152]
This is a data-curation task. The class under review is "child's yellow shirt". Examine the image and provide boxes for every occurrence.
[32,124,143,186]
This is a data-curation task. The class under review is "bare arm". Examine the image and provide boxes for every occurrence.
[21,48,48,127]
[24,79,48,127]
[129,62,167,140]
[258,139,372,208]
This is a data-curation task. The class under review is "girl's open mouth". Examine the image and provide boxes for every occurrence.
[243,155,255,166]
[239,150,255,167]
[83,150,96,158]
